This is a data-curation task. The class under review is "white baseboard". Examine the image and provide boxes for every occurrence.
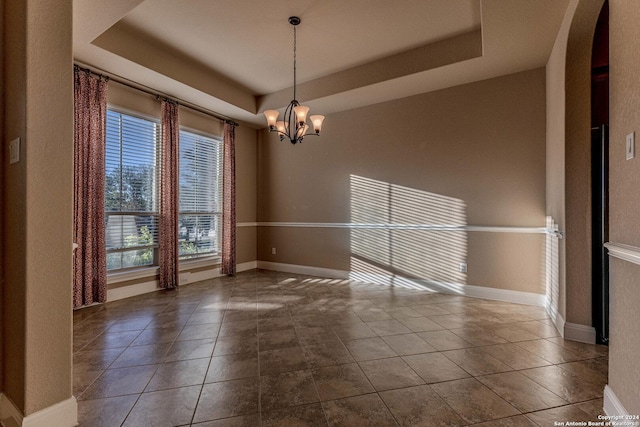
[464,284,546,306]
[257,261,546,307]
[547,304,565,338]
[564,322,596,344]
[237,261,258,272]
[108,280,159,301]
[257,261,349,280]
[22,397,77,427]
[552,314,597,344]
[107,261,257,302]
[0,395,77,427]
[106,259,547,308]
[604,385,629,417]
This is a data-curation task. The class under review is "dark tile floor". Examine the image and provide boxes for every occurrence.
[74,270,609,426]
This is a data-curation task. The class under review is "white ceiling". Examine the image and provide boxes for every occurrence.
[73,0,570,127]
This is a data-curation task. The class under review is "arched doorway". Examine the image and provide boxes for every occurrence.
[560,0,606,342]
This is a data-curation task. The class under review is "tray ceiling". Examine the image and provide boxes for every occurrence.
[74,0,570,126]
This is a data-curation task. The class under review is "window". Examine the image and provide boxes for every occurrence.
[104,109,222,273]
[178,129,222,259]
[105,109,160,271]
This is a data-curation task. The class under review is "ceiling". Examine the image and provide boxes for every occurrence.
[74,0,570,127]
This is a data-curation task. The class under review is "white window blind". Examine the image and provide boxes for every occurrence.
[178,129,222,259]
[105,109,160,271]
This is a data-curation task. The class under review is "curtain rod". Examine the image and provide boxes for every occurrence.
[74,63,239,127]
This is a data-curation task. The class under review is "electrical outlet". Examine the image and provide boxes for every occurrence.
[272,247,277,255]
[626,132,635,160]
[9,138,20,164]
[459,262,467,273]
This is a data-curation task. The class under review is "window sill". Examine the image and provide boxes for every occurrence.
[106,256,221,285]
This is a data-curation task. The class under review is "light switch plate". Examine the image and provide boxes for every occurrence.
[626,132,635,160]
[9,138,20,164]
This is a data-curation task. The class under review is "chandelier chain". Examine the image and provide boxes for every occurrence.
[293,25,297,100]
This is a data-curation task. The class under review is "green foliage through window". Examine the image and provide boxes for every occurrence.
[105,109,159,271]
[104,110,223,272]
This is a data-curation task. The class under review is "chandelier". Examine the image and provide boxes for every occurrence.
[264,16,325,145]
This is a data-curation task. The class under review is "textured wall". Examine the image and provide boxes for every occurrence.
[546,0,605,327]
[258,68,547,294]
[564,0,605,328]
[3,0,74,415]
[608,260,640,413]
[0,0,5,395]
[3,0,28,409]
[546,0,580,321]
[235,124,257,264]
[608,0,640,413]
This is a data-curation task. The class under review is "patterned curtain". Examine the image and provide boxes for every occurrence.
[159,100,180,289]
[73,67,108,308]
[221,121,236,275]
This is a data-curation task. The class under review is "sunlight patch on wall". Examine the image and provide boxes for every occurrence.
[349,175,468,291]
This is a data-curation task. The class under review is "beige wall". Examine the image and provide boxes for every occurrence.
[235,124,258,264]
[546,0,604,327]
[546,0,578,322]
[3,0,28,407]
[0,0,5,393]
[258,68,547,294]
[608,260,640,413]
[608,0,640,413]
[2,0,74,416]
[564,0,604,327]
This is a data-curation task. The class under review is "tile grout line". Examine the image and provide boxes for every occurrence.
[73,271,608,426]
